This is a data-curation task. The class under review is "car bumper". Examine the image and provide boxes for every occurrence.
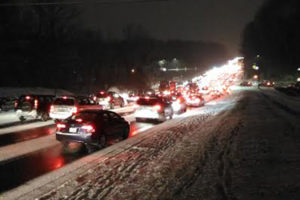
[134,110,164,120]
[56,132,95,144]
[16,109,37,118]
[50,112,72,120]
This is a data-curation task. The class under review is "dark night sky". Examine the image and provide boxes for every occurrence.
[82,0,264,55]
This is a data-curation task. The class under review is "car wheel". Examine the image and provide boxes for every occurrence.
[98,134,107,149]
[41,113,49,121]
[19,116,26,122]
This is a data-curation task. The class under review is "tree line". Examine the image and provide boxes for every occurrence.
[0,0,228,93]
[241,0,300,81]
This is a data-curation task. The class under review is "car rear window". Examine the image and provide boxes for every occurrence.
[96,94,107,98]
[137,98,161,106]
[19,96,34,103]
[71,112,98,121]
[53,98,75,106]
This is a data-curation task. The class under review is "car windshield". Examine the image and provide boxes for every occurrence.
[53,98,75,106]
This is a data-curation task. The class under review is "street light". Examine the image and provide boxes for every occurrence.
[131,68,135,73]
[253,74,258,80]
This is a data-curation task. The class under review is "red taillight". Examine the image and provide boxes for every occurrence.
[56,123,66,130]
[25,96,31,100]
[93,96,97,101]
[63,96,67,99]
[153,104,162,112]
[14,101,18,108]
[82,124,95,133]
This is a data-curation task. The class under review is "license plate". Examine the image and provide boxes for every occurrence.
[69,128,77,133]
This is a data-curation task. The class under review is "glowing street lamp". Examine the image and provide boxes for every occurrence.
[131,68,135,73]
[253,74,258,80]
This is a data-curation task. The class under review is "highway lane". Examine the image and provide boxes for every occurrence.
[0,121,154,193]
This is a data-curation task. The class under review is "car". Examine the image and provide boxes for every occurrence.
[134,96,174,122]
[170,94,187,114]
[240,81,252,86]
[94,91,125,109]
[15,95,55,121]
[50,96,102,121]
[259,80,275,87]
[186,95,205,107]
[56,110,130,153]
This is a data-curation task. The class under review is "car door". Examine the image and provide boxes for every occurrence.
[100,112,116,141]
[108,112,124,139]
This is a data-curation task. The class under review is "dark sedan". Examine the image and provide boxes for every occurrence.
[56,110,130,153]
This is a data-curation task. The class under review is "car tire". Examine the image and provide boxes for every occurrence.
[41,113,49,121]
[98,134,107,149]
[19,116,26,122]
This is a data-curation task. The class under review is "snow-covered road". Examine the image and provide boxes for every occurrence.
[2,88,298,200]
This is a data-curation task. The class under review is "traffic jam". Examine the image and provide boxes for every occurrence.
[0,57,243,193]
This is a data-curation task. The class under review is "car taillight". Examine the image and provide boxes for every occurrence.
[93,96,97,101]
[72,106,78,114]
[25,96,31,100]
[34,99,38,109]
[57,123,66,130]
[153,104,162,112]
[14,101,18,108]
[82,124,95,133]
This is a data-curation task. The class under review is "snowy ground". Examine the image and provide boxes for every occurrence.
[1,88,299,200]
